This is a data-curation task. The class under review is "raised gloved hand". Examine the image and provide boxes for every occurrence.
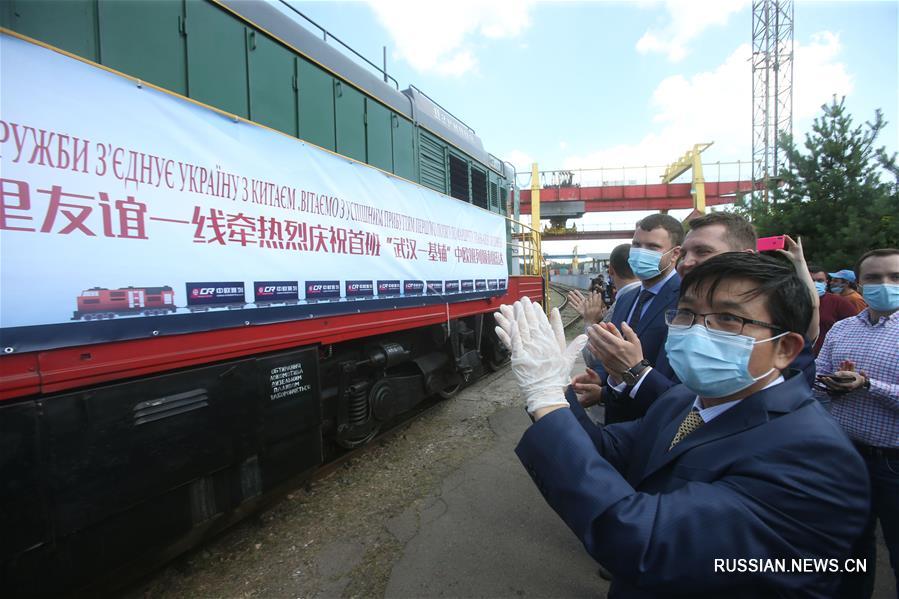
[494,296,587,414]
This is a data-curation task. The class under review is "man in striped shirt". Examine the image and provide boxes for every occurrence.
[816,248,899,598]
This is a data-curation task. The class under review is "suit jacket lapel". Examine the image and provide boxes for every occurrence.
[613,286,641,327]
[633,274,679,336]
[638,391,769,485]
[637,371,813,486]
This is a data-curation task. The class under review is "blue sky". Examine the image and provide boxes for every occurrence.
[289,0,898,253]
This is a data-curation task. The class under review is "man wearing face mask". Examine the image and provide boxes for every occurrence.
[828,269,868,314]
[816,249,899,599]
[581,213,683,423]
[808,265,856,356]
[579,212,820,418]
[498,253,869,598]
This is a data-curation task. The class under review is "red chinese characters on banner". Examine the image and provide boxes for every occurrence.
[427,242,449,262]
[191,206,381,256]
[0,180,500,265]
[387,236,417,260]
[1,178,147,238]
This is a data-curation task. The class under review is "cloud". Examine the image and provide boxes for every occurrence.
[636,0,750,62]
[794,31,853,120]
[562,31,852,186]
[366,0,535,76]
[503,149,536,175]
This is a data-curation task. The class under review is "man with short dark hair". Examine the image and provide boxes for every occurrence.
[581,214,683,423]
[605,242,641,319]
[568,243,641,327]
[678,212,757,272]
[817,248,899,598]
[579,212,819,417]
[498,253,869,597]
[808,264,857,356]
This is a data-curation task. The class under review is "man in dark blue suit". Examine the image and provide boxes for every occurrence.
[583,213,683,423]
[580,212,820,419]
[497,253,869,598]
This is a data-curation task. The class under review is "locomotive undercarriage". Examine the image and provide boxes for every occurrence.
[0,315,509,594]
[320,315,507,450]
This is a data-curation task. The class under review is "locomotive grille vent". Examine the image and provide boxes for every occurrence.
[471,168,487,209]
[133,388,209,426]
[449,154,470,202]
[420,132,448,193]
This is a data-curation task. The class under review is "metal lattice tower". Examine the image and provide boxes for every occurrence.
[751,0,794,204]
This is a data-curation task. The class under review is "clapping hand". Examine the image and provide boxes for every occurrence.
[586,322,644,384]
[572,367,604,408]
[494,296,587,415]
[567,289,607,324]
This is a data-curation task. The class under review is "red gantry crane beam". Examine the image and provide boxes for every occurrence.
[518,180,756,214]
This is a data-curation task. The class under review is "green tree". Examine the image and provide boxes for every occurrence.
[738,97,899,269]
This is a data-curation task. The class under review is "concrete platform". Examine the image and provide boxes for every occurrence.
[125,350,896,598]
[385,405,605,598]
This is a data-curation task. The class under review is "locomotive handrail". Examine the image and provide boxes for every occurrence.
[276,0,400,90]
[505,216,543,278]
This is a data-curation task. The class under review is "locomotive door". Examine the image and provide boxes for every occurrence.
[128,290,146,309]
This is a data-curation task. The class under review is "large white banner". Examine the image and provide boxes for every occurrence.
[0,34,508,352]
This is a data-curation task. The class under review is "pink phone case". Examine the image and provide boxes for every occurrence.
[757,236,786,251]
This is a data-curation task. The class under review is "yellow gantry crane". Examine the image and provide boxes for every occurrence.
[662,142,713,216]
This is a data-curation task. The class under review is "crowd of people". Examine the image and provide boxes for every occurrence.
[495,212,898,598]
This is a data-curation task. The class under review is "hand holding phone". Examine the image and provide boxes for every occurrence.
[757,235,786,252]
[816,371,865,393]
[817,374,855,384]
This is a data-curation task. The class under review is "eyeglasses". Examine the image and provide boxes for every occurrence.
[664,309,785,336]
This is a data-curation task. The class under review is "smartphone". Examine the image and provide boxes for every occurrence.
[757,235,786,252]
[817,374,855,383]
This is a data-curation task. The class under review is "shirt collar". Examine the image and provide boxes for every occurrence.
[642,268,676,295]
[692,375,785,422]
[856,308,899,326]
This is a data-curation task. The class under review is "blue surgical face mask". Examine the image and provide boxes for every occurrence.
[814,282,827,296]
[664,325,788,398]
[862,283,899,311]
[830,284,845,294]
[628,247,675,280]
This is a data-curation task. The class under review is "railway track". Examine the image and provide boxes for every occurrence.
[548,282,584,330]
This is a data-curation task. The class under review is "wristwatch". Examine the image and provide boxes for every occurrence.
[621,359,651,386]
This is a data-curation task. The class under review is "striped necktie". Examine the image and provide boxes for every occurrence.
[669,409,704,450]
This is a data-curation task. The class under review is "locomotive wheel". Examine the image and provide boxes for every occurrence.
[437,382,461,399]
[486,353,510,372]
[486,341,510,372]
[337,426,378,450]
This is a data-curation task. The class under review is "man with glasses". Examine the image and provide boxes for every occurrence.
[576,212,820,417]
[498,252,869,597]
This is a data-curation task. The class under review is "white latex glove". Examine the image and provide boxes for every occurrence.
[494,297,588,414]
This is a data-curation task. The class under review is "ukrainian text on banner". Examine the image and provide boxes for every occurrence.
[0,34,508,352]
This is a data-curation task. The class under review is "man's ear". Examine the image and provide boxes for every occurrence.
[773,332,805,370]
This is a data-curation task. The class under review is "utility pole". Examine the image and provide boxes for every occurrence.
[751,0,794,205]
